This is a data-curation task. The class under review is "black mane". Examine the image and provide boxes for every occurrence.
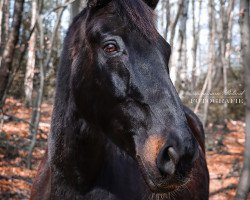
[86,0,158,41]
[113,0,157,40]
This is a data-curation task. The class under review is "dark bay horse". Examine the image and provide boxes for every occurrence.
[30,0,209,199]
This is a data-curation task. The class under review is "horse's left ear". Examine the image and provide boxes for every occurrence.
[143,0,159,9]
[88,0,159,9]
[87,0,111,8]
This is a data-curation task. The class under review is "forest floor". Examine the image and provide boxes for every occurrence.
[0,98,249,200]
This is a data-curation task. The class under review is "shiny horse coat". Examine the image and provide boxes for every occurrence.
[30,0,209,199]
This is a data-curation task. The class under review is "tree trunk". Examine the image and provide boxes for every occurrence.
[164,0,170,40]
[24,0,37,107]
[159,0,165,37]
[169,0,184,48]
[203,0,215,126]
[27,14,45,169]
[0,0,4,47]
[0,0,25,108]
[194,0,215,119]
[27,2,67,168]
[235,0,250,199]
[0,0,10,66]
[169,0,184,86]
[3,0,9,39]
[191,0,202,92]
[219,0,235,124]
[175,0,189,93]
[70,0,86,22]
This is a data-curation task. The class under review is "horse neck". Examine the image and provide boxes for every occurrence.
[49,113,106,191]
[97,142,150,198]
[49,110,151,198]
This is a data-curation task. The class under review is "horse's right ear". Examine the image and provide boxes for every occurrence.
[87,0,112,8]
[87,0,159,9]
[143,0,159,9]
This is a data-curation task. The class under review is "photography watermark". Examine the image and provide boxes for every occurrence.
[188,89,245,104]
[190,98,244,104]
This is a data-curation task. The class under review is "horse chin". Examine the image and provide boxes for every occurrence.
[137,156,189,194]
[145,179,179,194]
[144,175,186,195]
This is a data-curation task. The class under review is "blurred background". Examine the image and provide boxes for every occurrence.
[0,0,249,199]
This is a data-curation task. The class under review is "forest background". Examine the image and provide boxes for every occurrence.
[0,0,250,199]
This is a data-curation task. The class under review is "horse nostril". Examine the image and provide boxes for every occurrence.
[156,146,179,176]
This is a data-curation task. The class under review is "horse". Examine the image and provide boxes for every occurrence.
[30,0,209,199]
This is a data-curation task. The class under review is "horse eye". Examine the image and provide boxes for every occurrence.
[103,43,118,53]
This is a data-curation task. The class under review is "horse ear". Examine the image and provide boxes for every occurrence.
[143,0,159,9]
[87,0,159,9]
[87,0,111,8]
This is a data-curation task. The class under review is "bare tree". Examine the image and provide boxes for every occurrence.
[163,0,170,40]
[169,0,184,48]
[159,0,165,36]
[194,0,216,125]
[24,0,38,107]
[3,0,10,39]
[202,0,216,126]
[0,0,25,107]
[0,0,4,47]
[27,0,69,168]
[70,0,86,21]
[27,14,45,169]
[168,0,184,86]
[219,0,235,124]
[0,0,10,50]
[235,0,250,199]
[191,0,202,92]
[175,0,189,94]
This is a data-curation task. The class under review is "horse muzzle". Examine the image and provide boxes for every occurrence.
[135,131,199,193]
